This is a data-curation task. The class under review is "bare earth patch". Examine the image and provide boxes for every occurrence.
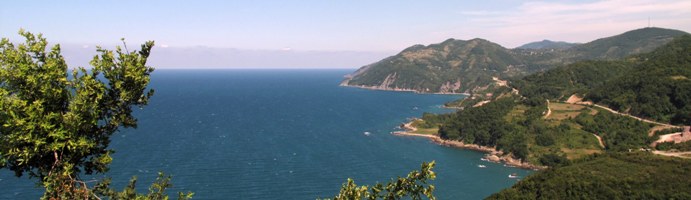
[547,102,589,121]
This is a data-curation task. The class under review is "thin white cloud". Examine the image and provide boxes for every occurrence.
[457,10,504,16]
[455,0,691,47]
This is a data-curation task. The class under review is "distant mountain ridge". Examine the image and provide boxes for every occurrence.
[342,27,688,94]
[517,40,579,50]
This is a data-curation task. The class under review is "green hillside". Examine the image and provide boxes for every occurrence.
[343,27,687,94]
[487,152,691,200]
[565,27,688,61]
[508,35,691,125]
[510,60,634,100]
[517,40,579,50]
[425,33,691,167]
[587,35,691,124]
[361,28,691,200]
[342,38,525,93]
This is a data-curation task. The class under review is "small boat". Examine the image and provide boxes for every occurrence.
[364,132,371,136]
[508,173,519,178]
[480,158,489,161]
[477,165,486,168]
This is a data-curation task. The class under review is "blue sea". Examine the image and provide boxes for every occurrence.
[0,69,531,199]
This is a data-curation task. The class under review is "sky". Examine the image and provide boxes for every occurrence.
[1,0,690,68]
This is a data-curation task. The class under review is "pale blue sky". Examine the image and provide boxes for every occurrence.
[2,0,690,68]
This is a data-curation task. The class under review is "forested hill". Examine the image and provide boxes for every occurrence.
[587,35,691,124]
[423,34,691,173]
[517,40,579,50]
[409,33,691,199]
[342,27,687,93]
[341,38,525,93]
[487,153,691,199]
[509,35,691,125]
[564,27,688,61]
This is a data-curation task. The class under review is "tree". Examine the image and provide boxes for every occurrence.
[325,161,437,200]
[0,30,190,199]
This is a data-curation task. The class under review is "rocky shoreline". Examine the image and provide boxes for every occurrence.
[393,124,545,170]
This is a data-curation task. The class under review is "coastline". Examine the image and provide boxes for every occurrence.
[340,83,470,95]
[346,79,543,169]
[393,122,545,170]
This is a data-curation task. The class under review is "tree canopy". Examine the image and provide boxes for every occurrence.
[0,30,189,199]
[326,161,436,200]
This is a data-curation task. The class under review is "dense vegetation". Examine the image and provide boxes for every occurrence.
[516,40,579,50]
[438,98,533,160]
[0,31,191,199]
[326,162,437,200]
[344,27,687,93]
[437,97,606,164]
[587,35,691,124]
[565,27,688,61]
[509,35,691,125]
[437,34,691,199]
[350,28,691,200]
[420,31,691,167]
[345,38,523,93]
[655,141,691,151]
[487,152,691,199]
[574,110,655,151]
[510,60,633,100]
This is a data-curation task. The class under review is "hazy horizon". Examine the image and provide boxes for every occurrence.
[2,0,691,68]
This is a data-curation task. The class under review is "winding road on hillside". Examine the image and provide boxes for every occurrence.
[544,100,552,119]
[560,97,683,150]
[588,104,680,128]
[652,150,691,159]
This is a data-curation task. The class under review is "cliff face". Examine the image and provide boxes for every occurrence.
[343,27,688,94]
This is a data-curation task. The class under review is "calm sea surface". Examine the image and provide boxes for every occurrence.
[0,69,531,199]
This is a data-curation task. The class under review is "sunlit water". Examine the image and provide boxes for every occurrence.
[0,69,531,199]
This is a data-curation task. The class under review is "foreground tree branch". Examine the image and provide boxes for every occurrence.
[0,30,191,199]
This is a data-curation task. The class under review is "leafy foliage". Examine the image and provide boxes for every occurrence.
[538,153,570,167]
[655,141,691,151]
[574,110,654,151]
[439,97,517,145]
[510,60,633,100]
[438,98,535,160]
[326,161,436,200]
[487,152,691,199]
[0,30,190,199]
[94,172,194,200]
[588,35,691,124]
